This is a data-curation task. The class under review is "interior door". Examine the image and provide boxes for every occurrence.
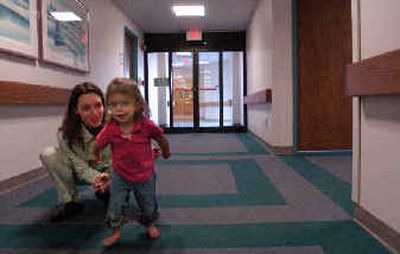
[297,0,352,150]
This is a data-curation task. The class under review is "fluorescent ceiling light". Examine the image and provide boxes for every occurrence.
[50,12,82,21]
[172,5,205,17]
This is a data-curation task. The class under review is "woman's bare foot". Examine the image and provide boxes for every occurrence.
[147,224,160,239]
[102,228,121,246]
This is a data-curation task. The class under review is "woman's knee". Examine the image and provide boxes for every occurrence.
[40,146,57,164]
[39,146,68,171]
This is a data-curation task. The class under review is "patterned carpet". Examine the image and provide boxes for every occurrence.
[0,133,390,253]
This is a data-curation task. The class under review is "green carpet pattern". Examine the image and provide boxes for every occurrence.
[0,133,390,253]
[279,154,353,215]
[21,159,286,208]
[0,221,388,253]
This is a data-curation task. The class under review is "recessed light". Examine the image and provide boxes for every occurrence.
[172,5,205,17]
[50,12,82,22]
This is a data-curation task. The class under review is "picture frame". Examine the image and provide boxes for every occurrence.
[0,0,38,59]
[40,0,89,72]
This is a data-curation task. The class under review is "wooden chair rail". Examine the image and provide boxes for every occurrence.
[244,89,272,105]
[0,80,71,105]
[346,48,400,96]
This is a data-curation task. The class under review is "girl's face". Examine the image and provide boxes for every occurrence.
[107,93,136,125]
[75,93,104,128]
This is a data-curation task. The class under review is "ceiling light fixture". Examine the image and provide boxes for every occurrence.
[172,5,205,17]
[50,12,82,22]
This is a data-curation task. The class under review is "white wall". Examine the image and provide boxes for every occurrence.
[352,0,400,233]
[0,0,144,181]
[246,0,293,147]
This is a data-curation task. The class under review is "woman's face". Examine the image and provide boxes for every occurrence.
[75,93,104,128]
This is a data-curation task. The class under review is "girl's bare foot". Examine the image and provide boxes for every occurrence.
[147,224,160,239]
[102,228,121,246]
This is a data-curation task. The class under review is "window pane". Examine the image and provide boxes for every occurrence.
[199,52,220,127]
[172,52,193,127]
[223,52,244,126]
[148,52,170,127]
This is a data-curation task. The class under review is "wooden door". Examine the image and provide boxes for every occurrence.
[297,0,352,150]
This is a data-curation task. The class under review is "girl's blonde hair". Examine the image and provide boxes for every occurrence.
[105,78,148,121]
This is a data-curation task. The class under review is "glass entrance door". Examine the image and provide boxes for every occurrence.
[198,52,220,127]
[147,51,244,132]
[171,52,194,128]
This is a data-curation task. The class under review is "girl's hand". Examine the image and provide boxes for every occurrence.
[162,150,171,159]
[93,173,110,192]
[153,147,161,159]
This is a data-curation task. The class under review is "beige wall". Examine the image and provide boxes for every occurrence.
[352,0,400,233]
[246,0,293,147]
[0,0,144,181]
[246,0,273,144]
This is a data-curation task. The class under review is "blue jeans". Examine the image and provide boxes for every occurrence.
[106,170,159,228]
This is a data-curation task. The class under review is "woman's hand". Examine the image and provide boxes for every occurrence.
[93,172,110,192]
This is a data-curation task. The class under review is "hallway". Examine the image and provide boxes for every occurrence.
[0,133,388,253]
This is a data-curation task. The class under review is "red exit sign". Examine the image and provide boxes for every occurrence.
[186,29,202,41]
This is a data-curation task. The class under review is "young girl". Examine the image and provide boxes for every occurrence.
[93,78,170,246]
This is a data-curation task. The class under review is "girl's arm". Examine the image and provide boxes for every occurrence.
[92,142,101,165]
[154,134,170,159]
[146,118,170,159]
[93,124,111,164]
[92,142,111,191]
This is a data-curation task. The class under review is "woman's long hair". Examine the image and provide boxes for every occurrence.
[105,78,149,121]
[59,82,105,150]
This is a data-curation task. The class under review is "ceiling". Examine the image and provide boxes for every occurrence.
[113,0,260,33]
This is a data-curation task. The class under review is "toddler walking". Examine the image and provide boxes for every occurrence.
[93,78,170,246]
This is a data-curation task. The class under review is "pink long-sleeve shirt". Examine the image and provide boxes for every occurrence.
[95,118,163,183]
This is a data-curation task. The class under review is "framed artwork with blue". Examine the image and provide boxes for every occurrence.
[0,0,38,59]
[40,0,89,72]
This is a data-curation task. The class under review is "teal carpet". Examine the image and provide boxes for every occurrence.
[0,133,390,253]
[0,221,387,253]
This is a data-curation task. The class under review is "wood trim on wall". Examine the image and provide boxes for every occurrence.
[0,167,46,193]
[244,89,272,105]
[346,48,400,96]
[0,80,70,105]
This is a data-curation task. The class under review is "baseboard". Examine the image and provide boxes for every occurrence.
[248,131,293,155]
[0,167,47,193]
[269,146,293,155]
[354,204,400,253]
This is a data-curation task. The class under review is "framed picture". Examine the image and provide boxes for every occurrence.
[0,0,38,59]
[40,0,89,72]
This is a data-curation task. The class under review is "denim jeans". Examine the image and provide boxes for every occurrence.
[106,169,159,228]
